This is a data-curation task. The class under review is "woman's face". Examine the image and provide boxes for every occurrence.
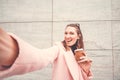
[64,26,79,47]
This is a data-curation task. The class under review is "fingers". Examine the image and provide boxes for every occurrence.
[78,56,92,63]
[0,28,19,66]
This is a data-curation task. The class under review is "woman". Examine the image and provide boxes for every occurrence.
[0,23,92,80]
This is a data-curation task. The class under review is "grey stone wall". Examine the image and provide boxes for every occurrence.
[0,0,120,80]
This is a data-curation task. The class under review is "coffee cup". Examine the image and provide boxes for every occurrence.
[74,48,85,61]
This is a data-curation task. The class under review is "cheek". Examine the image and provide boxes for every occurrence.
[72,36,78,43]
[64,35,66,40]
[72,35,78,40]
[73,38,78,43]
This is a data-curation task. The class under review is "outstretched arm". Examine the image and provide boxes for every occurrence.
[0,28,59,79]
[0,28,19,68]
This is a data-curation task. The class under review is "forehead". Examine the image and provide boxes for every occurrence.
[65,26,77,32]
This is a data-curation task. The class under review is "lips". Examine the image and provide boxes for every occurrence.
[67,40,72,42]
[66,39,72,43]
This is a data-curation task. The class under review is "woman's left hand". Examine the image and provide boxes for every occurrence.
[78,56,92,74]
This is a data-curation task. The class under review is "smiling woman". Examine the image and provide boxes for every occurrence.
[62,24,84,53]
[0,23,93,80]
[64,27,79,46]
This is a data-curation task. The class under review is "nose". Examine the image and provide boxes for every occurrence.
[65,34,71,39]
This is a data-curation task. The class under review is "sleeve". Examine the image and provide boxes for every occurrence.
[79,58,93,80]
[0,33,59,79]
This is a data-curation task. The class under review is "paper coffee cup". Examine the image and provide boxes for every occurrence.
[74,48,85,61]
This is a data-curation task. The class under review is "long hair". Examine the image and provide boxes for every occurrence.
[62,23,84,51]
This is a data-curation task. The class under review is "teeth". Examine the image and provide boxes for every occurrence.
[67,40,72,42]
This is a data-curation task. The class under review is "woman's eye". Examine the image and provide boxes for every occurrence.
[65,32,67,35]
[65,32,74,35]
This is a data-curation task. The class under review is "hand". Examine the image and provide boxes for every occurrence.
[0,28,19,67]
[78,56,92,74]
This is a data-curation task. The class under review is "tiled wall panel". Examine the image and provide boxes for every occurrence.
[112,0,120,20]
[0,22,52,48]
[53,0,111,21]
[0,0,52,22]
[114,51,120,80]
[112,21,120,49]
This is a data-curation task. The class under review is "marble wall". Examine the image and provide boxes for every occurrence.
[0,0,120,80]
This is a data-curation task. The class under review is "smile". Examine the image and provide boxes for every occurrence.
[66,39,72,43]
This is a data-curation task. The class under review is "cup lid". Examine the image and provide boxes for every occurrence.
[74,48,83,52]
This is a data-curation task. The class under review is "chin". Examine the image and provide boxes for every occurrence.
[67,44,74,47]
